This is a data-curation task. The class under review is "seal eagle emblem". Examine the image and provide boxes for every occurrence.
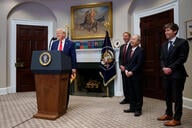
[39,52,52,66]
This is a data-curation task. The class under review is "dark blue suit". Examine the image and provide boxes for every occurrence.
[51,39,77,69]
[51,39,77,109]
[160,37,189,121]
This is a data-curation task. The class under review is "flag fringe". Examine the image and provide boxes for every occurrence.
[99,72,116,87]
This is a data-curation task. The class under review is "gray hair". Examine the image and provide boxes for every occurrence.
[133,34,141,42]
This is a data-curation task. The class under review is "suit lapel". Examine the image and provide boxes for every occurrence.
[131,47,138,59]
[165,42,169,55]
[128,47,138,61]
[121,44,126,55]
[63,39,68,51]
[55,40,59,50]
[163,40,172,58]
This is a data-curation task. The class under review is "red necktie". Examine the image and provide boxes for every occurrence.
[58,41,62,51]
[130,49,134,58]
[123,44,127,64]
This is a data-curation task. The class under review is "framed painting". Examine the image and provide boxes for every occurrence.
[71,2,113,40]
[186,19,192,40]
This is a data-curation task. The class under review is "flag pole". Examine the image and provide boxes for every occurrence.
[106,86,109,97]
[104,20,110,97]
[65,25,70,39]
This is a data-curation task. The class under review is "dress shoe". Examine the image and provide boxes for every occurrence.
[164,119,181,126]
[119,100,129,104]
[157,114,173,121]
[134,111,142,117]
[124,109,134,113]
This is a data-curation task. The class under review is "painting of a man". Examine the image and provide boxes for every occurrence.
[71,2,112,40]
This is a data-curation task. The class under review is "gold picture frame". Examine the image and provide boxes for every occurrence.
[71,2,113,40]
[186,19,192,40]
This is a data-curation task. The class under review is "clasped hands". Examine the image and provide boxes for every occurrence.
[120,65,125,72]
[125,70,133,77]
[120,65,133,77]
[162,67,172,75]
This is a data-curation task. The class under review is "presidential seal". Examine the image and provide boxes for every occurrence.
[113,40,121,48]
[100,46,115,69]
[39,52,52,66]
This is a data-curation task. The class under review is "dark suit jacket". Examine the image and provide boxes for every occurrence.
[119,43,131,66]
[125,47,144,80]
[51,39,77,69]
[160,37,189,79]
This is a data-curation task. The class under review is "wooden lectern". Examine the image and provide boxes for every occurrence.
[31,51,71,120]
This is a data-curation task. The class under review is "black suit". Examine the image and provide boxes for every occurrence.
[160,37,189,121]
[119,43,131,102]
[126,47,144,112]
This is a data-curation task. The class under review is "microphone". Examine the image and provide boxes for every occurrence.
[48,37,57,51]
[52,37,57,40]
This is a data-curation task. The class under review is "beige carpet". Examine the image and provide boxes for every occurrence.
[0,92,191,128]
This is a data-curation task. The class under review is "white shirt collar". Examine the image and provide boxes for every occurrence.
[169,36,177,44]
[61,38,65,43]
[132,46,138,51]
[125,41,131,45]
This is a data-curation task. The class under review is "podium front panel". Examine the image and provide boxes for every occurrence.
[31,51,72,74]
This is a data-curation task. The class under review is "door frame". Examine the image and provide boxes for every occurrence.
[133,0,179,34]
[8,19,53,93]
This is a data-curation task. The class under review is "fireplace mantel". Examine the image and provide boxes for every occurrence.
[76,49,101,62]
[76,48,123,96]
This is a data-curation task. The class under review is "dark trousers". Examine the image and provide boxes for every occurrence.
[121,72,130,102]
[163,77,186,121]
[128,78,143,112]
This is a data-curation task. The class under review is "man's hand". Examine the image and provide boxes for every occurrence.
[70,69,76,83]
[72,69,76,74]
[125,70,133,77]
[162,67,172,75]
[120,65,125,72]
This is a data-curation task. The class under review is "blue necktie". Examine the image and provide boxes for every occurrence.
[168,41,173,53]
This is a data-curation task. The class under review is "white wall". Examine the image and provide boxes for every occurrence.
[0,0,133,95]
[179,0,192,100]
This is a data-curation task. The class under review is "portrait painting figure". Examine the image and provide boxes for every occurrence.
[71,2,112,40]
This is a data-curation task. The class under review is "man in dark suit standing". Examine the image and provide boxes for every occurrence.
[51,28,77,109]
[123,34,144,116]
[119,32,131,104]
[157,23,189,126]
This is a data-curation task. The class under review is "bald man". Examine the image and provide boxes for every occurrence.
[123,34,144,117]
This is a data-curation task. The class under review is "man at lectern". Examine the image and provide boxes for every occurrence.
[51,28,77,109]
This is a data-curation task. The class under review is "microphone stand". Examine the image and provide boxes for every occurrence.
[48,37,57,51]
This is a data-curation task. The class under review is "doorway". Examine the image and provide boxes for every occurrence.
[140,9,173,99]
[16,25,48,92]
